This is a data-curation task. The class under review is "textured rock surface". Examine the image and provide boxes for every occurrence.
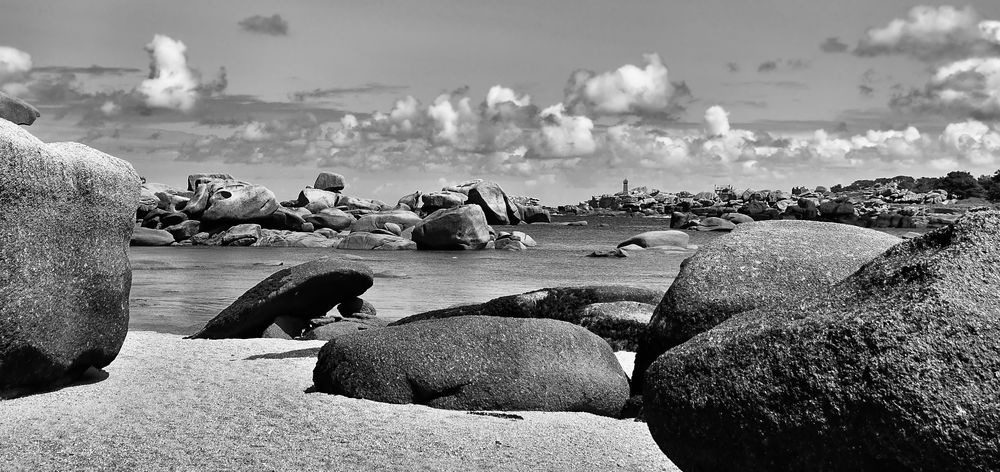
[130,227,175,246]
[466,180,521,225]
[392,286,663,350]
[617,230,689,249]
[0,120,139,397]
[313,172,345,192]
[632,220,901,394]
[644,211,1000,472]
[186,173,234,192]
[410,205,492,250]
[184,179,278,222]
[315,316,629,417]
[349,210,422,233]
[337,232,416,250]
[188,258,373,339]
[0,92,40,125]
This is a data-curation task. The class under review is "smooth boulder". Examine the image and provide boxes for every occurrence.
[314,316,629,417]
[410,204,491,250]
[349,210,422,233]
[616,230,689,249]
[0,120,139,397]
[465,180,521,225]
[0,92,40,125]
[632,220,901,394]
[644,211,1000,472]
[130,227,175,246]
[184,179,279,221]
[392,286,663,350]
[314,172,345,192]
[188,258,374,339]
[337,232,416,250]
[186,173,234,192]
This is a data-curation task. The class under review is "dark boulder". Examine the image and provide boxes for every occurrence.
[644,211,1000,472]
[633,220,901,394]
[0,121,138,398]
[410,204,492,250]
[314,316,629,417]
[305,209,354,231]
[187,258,374,339]
[466,180,521,225]
[337,297,377,319]
[0,91,40,126]
[519,205,551,223]
[392,286,663,350]
[314,172,345,192]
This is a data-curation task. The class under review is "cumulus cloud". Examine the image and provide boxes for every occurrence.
[0,46,32,80]
[238,14,289,36]
[940,120,1000,165]
[530,103,596,158]
[138,35,201,111]
[854,5,1000,62]
[819,37,850,53]
[704,106,730,136]
[890,56,1000,119]
[563,53,690,117]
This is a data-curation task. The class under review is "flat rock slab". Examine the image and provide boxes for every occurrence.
[189,257,373,339]
[315,316,629,417]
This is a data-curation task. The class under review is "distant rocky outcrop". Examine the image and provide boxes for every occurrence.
[0,119,138,398]
[314,316,629,417]
[644,211,1000,471]
[410,205,492,250]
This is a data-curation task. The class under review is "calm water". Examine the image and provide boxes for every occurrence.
[129,216,925,335]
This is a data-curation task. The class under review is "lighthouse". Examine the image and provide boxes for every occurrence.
[622,178,629,195]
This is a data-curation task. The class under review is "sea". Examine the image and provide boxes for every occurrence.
[129,216,924,335]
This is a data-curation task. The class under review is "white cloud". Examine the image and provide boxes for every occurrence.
[941,120,1000,165]
[704,106,730,136]
[564,53,683,116]
[530,103,596,158]
[486,85,530,108]
[137,34,200,111]
[892,57,1000,118]
[855,5,1000,61]
[0,46,31,80]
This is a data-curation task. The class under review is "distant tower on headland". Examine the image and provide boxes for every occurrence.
[623,178,629,194]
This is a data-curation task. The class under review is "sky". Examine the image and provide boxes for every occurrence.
[2,0,1000,204]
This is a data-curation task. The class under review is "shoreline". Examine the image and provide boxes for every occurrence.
[0,331,673,472]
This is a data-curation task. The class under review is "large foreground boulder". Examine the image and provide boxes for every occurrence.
[0,120,139,398]
[0,91,40,125]
[644,211,1000,472]
[410,205,491,250]
[314,316,629,417]
[188,258,373,339]
[393,286,663,350]
[632,221,901,394]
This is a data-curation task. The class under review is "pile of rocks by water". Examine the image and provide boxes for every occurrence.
[134,174,550,250]
[560,183,975,231]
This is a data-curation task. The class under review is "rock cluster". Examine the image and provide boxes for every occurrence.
[0,117,138,398]
[392,286,663,350]
[132,176,547,251]
[559,182,970,231]
[642,211,1000,471]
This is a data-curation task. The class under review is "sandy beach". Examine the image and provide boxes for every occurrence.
[0,332,676,472]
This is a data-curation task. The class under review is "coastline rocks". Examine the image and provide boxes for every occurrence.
[392,286,663,350]
[299,318,387,341]
[337,297,377,319]
[337,232,416,250]
[410,205,492,250]
[396,191,423,212]
[644,211,1000,472]
[420,191,467,211]
[186,173,234,192]
[184,179,279,221]
[221,223,262,246]
[0,92,40,125]
[314,316,629,417]
[519,205,552,223]
[695,217,736,232]
[305,209,354,231]
[466,180,521,225]
[588,248,629,258]
[164,220,200,242]
[188,258,373,339]
[617,230,689,249]
[130,227,175,246]
[349,210,422,233]
[314,172,345,192]
[252,229,341,248]
[0,120,139,397]
[632,220,902,395]
[297,188,342,213]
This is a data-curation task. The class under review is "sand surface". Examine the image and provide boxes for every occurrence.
[0,332,677,471]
